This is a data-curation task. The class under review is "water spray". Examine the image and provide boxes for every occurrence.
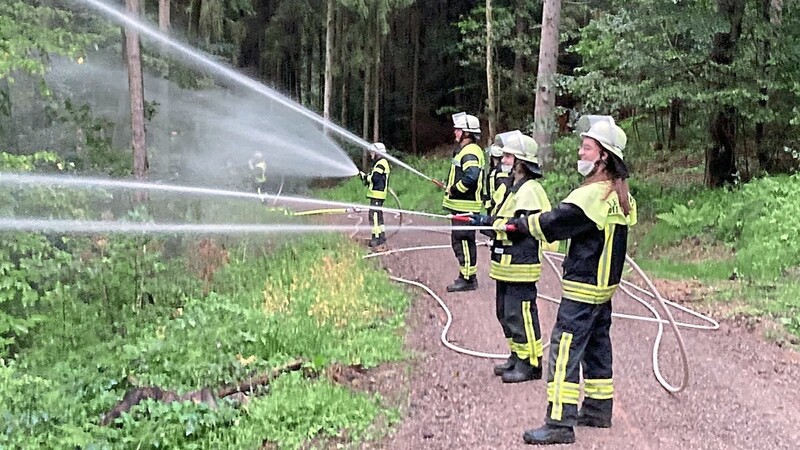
[0,172,446,221]
[77,0,442,186]
[0,218,492,235]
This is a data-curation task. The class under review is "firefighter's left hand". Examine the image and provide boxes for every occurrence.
[468,213,491,226]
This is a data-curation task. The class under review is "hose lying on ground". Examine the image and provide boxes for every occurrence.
[365,244,718,394]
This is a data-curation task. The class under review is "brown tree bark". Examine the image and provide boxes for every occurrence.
[125,0,149,199]
[372,14,381,143]
[323,0,334,124]
[533,0,562,166]
[485,0,496,139]
[706,0,745,187]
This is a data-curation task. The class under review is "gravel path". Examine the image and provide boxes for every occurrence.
[359,221,800,450]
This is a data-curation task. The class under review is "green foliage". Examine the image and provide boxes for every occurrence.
[652,174,800,280]
[0,2,99,80]
[1,224,407,448]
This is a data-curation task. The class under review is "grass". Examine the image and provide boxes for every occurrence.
[2,234,411,449]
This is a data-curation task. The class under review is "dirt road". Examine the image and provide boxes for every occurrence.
[362,224,800,450]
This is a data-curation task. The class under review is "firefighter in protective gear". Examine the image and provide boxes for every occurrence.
[443,112,486,292]
[510,116,636,446]
[248,151,268,199]
[482,143,513,215]
[360,142,391,250]
[467,131,552,383]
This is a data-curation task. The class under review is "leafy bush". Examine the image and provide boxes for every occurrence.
[653,174,800,279]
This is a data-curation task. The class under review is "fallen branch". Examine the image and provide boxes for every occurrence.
[101,358,305,426]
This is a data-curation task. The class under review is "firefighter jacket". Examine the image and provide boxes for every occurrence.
[523,181,637,304]
[442,143,485,212]
[488,176,552,283]
[365,158,390,200]
[482,164,513,214]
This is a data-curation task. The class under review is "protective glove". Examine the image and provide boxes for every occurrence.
[359,171,368,185]
[468,213,492,227]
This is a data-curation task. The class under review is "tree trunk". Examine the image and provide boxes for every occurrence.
[755,0,783,172]
[125,0,148,197]
[372,15,381,143]
[158,0,170,33]
[513,0,525,80]
[533,0,562,166]
[486,0,496,139]
[411,4,420,153]
[668,99,680,150]
[706,0,745,187]
[323,0,334,124]
[362,38,371,141]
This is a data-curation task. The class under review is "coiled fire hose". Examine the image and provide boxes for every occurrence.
[362,225,719,394]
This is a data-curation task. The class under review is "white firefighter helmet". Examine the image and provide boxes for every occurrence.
[576,115,626,161]
[372,142,387,154]
[495,130,541,175]
[452,112,481,134]
[495,131,539,165]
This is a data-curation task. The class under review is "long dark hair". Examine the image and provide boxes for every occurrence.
[584,137,632,216]
[603,150,632,216]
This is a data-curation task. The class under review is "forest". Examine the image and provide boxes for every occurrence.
[2,0,800,448]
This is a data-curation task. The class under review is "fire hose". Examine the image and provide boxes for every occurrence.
[362,218,719,394]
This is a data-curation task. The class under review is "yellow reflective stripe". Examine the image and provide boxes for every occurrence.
[511,341,530,359]
[454,181,469,193]
[489,261,542,282]
[459,240,476,277]
[550,332,574,420]
[527,213,546,241]
[462,159,481,170]
[521,300,542,365]
[372,212,381,237]
[443,198,482,212]
[368,190,387,199]
[491,217,509,241]
[584,378,614,400]
[598,224,615,288]
[562,280,617,304]
[547,384,580,403]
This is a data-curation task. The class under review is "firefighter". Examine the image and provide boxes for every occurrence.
[443,112,486,292]
[248,151,268,199]
[467,131,552,383]
[482,143,513,215]
[508,116,636,445]
[360,142,391,251]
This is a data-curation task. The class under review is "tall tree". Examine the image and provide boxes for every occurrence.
[125,0,148,189]
[485,0,496,139]
[533,0,561,166]
[323,0,335,123]
[706,0,745,187]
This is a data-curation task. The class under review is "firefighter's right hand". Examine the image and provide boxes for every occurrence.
[359,171,366,179]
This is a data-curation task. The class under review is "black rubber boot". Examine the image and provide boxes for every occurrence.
[522,424,575,445]
[577,410,612,428]
[368,237,379,248]
[493,355,515,376]
[446,277,478,292]
[501,357,542,383]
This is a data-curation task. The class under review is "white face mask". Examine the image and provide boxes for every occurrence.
[577,159,597,177]
[500,164,512,173]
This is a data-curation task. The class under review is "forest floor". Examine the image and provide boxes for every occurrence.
[340,215,800,450]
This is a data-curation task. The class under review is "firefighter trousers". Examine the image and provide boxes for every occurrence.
[496,280,543,367]
[544,298,613,427]
[369,199,385,244]
[450,217,477,280]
